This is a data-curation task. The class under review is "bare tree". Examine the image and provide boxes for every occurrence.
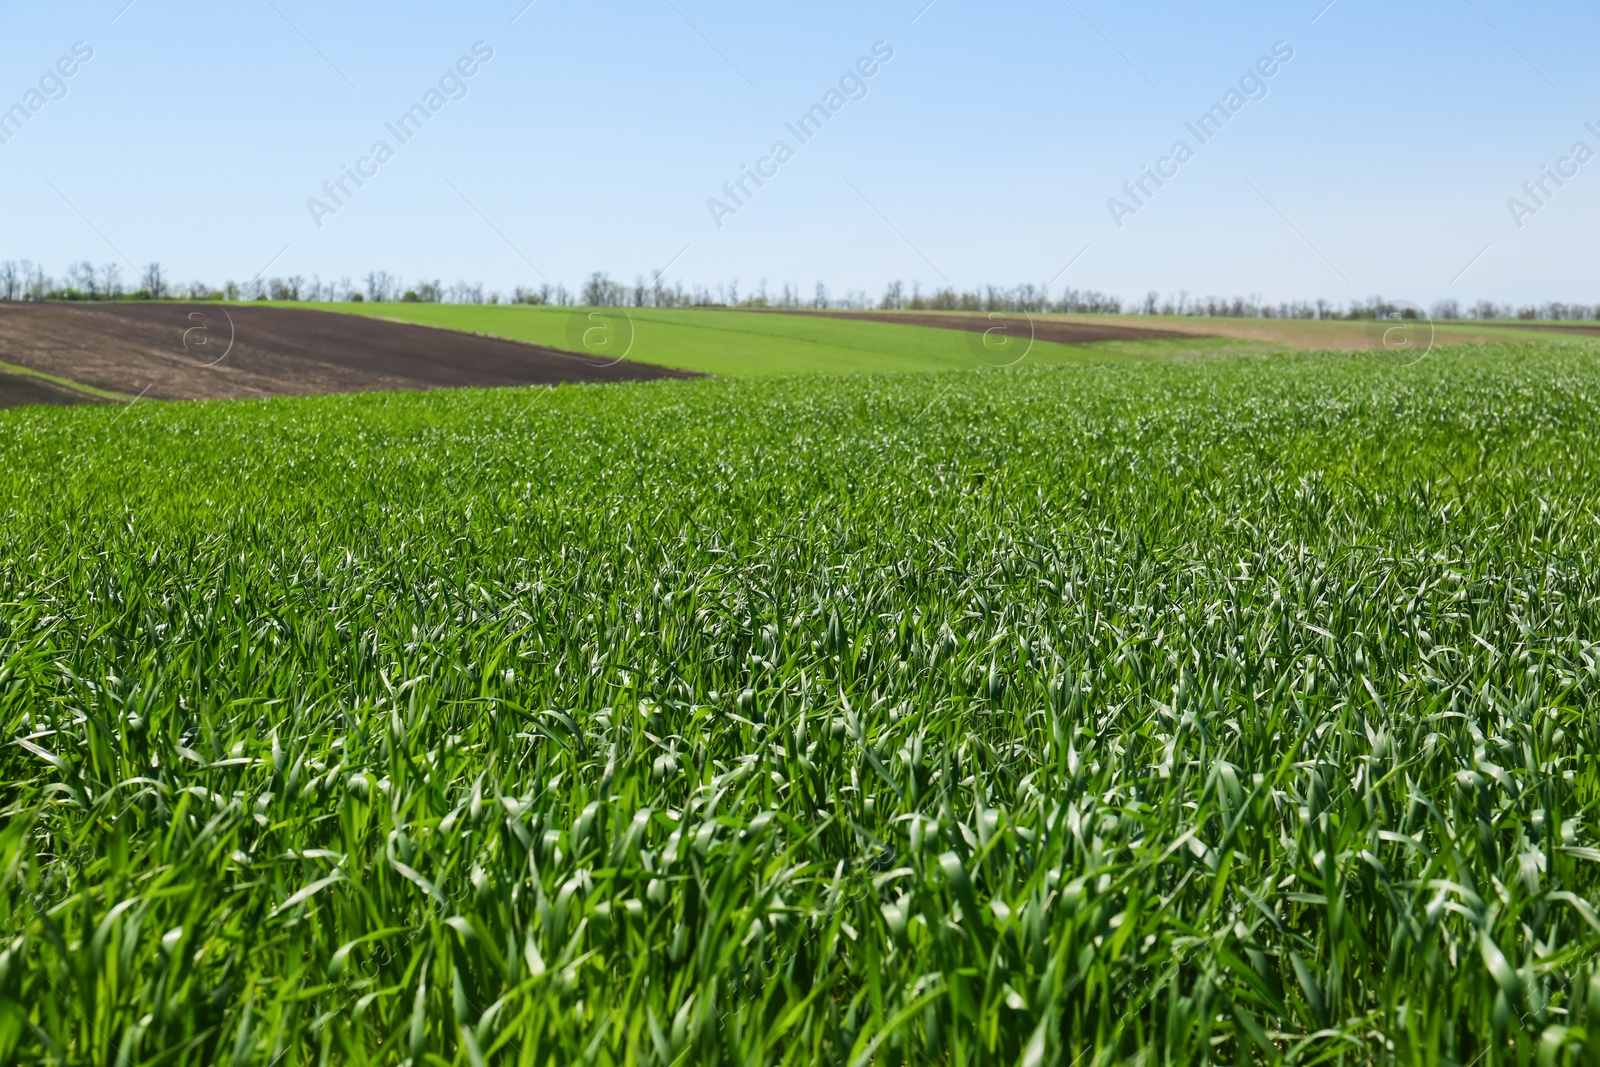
[582,272,617,307]
[363,270,394,303]
[0,261,17,301]
[814,282,829,309]
[69,261,98,298]
[22,262,49,301]
[141,263,167,300]
[100,263,123,299]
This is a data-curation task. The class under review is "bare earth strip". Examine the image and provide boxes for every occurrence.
[0,303,696,403]
[1036,314,1536,350]
[780,311,1550,352]
[774,309,1203,344]
[0,369,108,409]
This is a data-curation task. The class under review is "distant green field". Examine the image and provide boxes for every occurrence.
[5,343,1600,1064]
[280,302,1585,377]
[282,302,1238,376]
[1050,313,1579,349]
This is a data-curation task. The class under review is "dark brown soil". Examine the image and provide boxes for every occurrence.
[0,303,695,404]
[0,370,106,409]
[773,310,1205,344]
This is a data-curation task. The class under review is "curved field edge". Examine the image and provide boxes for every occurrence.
[279,301,1571,376]
[1,345,1599,1064]
[1018,313,1577,350]
[272,301,1254,376]
[0,359,132,403]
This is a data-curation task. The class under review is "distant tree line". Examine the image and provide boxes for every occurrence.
[1,259,1595,321]
[0,261,566,307]
[562,275,1126,313]
[549,279,1600,321]
[1124,293,1600,322]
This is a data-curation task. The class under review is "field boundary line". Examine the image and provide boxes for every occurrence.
[0,359,133,402]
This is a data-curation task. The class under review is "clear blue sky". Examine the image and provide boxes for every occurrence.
[1,0,1595,307]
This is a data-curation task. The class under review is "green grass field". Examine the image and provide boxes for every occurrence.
[283,302,1585,376]
[5,342,1600,1065]
[288,303,1248,375]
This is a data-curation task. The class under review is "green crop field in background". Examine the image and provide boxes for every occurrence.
[4,342,1600,1064]
[284,302,1252,376]
[286,302,1576,377]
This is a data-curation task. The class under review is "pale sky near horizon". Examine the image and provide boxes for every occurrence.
[1,0,1596,308]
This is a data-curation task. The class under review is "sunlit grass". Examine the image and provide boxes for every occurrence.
[2,343,1599,1065]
